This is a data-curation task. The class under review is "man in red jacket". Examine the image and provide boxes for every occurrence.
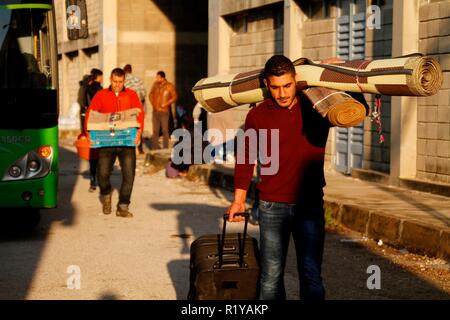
[85,68,144,218]
[227,55,331,300]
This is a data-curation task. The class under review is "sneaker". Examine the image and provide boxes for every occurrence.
[100,193,112,215]
[116,204,134,218]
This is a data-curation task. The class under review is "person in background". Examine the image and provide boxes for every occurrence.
[124,64,147,154]
[149,71,177,149]
[85,68,103,192]
[85,68,144,218]
[78,74,92,132]
[166,114,195,178]
[86,68,103,106]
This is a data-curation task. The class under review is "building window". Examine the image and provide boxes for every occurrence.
[309,0,335,20]
[231,14,247,34]
[338,0,392,17]
[274,7,283,29]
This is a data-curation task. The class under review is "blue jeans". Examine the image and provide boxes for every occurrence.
[97,147,136,205]
[259,200,325,300]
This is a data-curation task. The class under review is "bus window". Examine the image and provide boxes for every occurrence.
[0,9,53,89]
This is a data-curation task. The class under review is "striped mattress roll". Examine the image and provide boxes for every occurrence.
[192,53,443,118]
[303,87,368,128]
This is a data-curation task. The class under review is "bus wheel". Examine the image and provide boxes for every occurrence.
[25,209,41,230]
[0,209,41,236]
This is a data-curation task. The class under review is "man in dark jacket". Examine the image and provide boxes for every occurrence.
[84,68,103,192]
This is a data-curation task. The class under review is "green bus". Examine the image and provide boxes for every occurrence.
[0,0,59,225]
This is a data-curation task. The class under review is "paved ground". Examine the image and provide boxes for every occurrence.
[185,161,450,259]
[0,141,448,300]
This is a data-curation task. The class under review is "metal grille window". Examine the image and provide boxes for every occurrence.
[335,0,366,174]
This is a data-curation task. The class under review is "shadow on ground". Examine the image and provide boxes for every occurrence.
[0,145,79,299]
[152,201,259,300]
[152,193,450,300]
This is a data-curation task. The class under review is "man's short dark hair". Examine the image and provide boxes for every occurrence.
[111,68,125,78]
[123,64,132,73]
[90,68,103,79]
[264,55,296,80]
[181,114,194,131]
[80,74,92,86]
[157,71,166,78]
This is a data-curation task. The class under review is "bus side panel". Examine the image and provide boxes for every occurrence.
[0,126,59,209]
[0,172,58,208]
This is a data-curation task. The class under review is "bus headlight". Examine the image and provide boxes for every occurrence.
[9,166,22,178]
[28,160,41,172]
[2,146,53,182]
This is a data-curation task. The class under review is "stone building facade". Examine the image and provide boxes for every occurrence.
[54,0,449,190]
[417,1,450,184]
[208,0,450,190]
[55,0,208,134]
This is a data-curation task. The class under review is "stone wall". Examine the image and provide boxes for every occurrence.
[301,18,337,165]
[417,1,450,183]
[227,4,284,129]
[55,0,100,124]
[302,19,336,61]
[220,0,282,16]
[117,0,208,110]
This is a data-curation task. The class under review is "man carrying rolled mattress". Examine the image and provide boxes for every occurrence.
[227,55,333,300]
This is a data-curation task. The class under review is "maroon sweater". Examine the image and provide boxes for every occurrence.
[234,95,330,204]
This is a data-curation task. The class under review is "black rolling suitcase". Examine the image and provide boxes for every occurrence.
[187,212,260,300]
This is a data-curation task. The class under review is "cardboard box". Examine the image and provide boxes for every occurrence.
[90,128,138,148]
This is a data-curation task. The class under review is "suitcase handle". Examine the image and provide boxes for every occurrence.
[209,252,248,260]
[219,211,250,269]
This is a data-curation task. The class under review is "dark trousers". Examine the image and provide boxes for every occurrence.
[152,111,170,149]
[89,159,98,186]
[97,147,136,205]
[258,199,326,300]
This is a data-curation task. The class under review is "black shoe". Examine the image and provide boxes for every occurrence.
[89,185,97,193]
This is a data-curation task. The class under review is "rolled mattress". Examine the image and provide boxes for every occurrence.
[192,54,443,114]
[302,87,368,128]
